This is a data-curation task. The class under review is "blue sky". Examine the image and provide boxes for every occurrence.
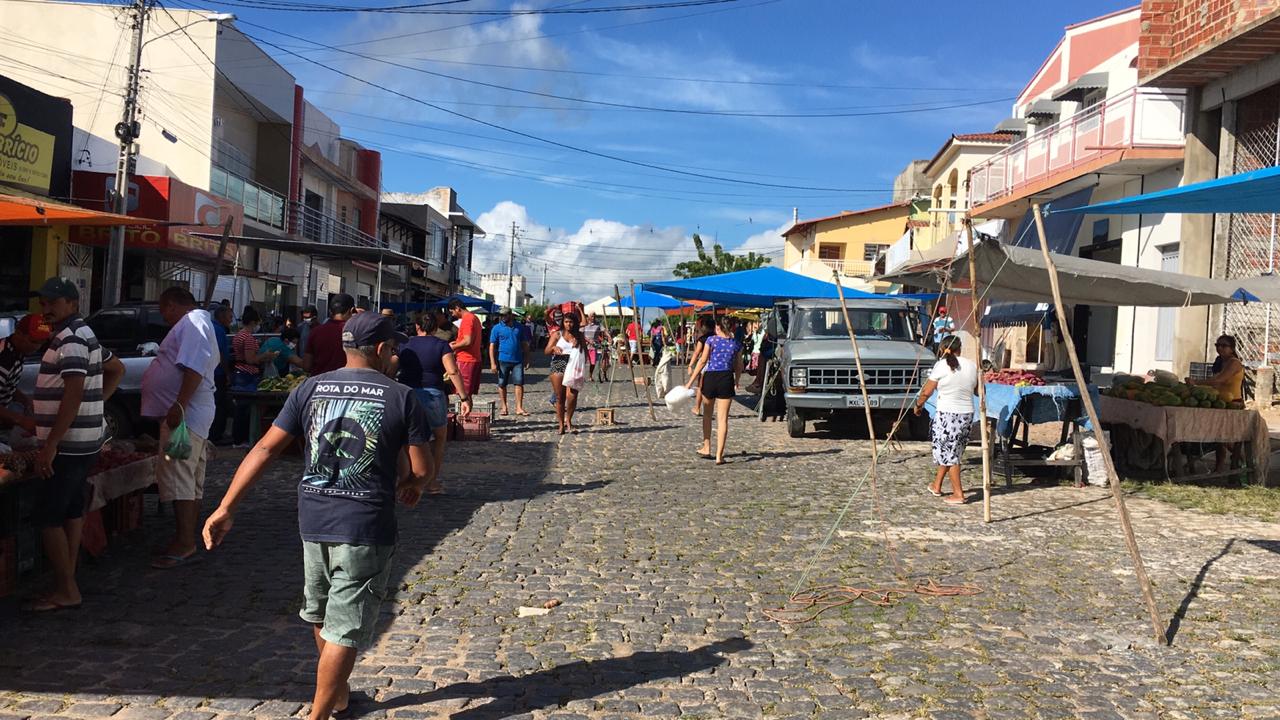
[204,0,1131,300]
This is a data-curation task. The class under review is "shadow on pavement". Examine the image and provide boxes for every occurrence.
[1165,538,1235,646]
[0,439,594,703]
[586,424,678,436]
[366,637,753,720]
[734,448,842,462]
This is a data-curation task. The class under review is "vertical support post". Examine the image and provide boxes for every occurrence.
[616,285,639,399]
[963,221,995,523]
[1032,203,1164,645]
[105,0,148,308]
[203,218,234,307]
[374,253,384,311]
[631,281,657,420]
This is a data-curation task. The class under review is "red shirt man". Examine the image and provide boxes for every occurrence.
[304,293,355,376]
[449,299,483,397]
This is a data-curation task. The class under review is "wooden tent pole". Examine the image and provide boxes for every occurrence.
[964,220,995,524]
[631,280,658,420]
[616,284,640,398]
[1031,203,1165,645]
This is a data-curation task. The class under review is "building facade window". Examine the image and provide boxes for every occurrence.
[862,244,889,261]
[817,244,843,260]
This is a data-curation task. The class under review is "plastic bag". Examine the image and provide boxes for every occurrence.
[263,357,280,379]
[664,386,697,414]
[564,348,587,390]
[164,411,193,461]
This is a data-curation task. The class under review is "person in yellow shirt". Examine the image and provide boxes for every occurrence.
[1188,334,1245,472]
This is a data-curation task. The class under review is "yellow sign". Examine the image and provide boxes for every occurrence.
[0,92,57,194]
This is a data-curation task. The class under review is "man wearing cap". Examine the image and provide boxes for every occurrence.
[204,311,432,720]
[29,277,125,612]
[303,293,355,376]
[0,314,50,434]
[298,305,318,357]
[141,287,220,569]
[488,309,531,416]
[932,306,956,348]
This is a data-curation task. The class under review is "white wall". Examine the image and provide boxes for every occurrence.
[214,27,295,123]
[0,1,220,188]
[302,101,339,164]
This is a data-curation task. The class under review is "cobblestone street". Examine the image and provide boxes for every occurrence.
[4,371,1280,719]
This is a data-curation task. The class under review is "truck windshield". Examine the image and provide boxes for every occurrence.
[790,308,915,342]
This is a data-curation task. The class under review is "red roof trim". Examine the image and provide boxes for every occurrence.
[784,202,911,236]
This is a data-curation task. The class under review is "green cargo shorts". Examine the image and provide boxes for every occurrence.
[300,541,396,649]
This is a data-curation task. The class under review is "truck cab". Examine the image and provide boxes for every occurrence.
[778,298,933,439]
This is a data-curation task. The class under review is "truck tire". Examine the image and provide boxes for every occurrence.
[786,405,806,438]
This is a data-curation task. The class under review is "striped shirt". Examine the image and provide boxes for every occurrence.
[0,343,21,408]
[232,328,261,376]
[34,315,113,456]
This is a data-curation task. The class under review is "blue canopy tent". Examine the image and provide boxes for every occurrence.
[641,266,936,308]
[425,294,499,313]
[607,289,692,310]
[1057,164,1280,216]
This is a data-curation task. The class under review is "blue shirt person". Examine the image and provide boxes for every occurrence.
[488,312,532,415]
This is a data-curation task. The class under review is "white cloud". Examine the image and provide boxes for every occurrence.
[728,222,789,258]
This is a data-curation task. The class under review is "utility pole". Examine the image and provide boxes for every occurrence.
[540,263,547,305]
[506,221,518,309]
[104,0,149,308]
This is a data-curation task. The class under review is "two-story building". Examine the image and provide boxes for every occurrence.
[783,202,922,291]
[966,6,1191,376]
[1138,0,1280,371]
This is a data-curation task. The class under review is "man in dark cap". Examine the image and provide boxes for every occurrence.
[303,293,355,376]
[298,305,319,355]
[204,310,431,720]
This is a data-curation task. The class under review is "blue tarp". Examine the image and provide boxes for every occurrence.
[925,382,1098,438]
[640,266,936,308]
[1008,186,1094,254]
[424,294,498,312]
[608,290,691,310]
[1059,164,1280,216]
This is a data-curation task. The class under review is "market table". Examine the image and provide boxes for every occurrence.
[927,383,1098,487]
[1098,395,1270,484]
[229,390,291,444]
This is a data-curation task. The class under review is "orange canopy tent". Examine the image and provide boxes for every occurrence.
[0,193,155,227]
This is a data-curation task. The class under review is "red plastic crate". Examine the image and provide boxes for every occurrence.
[457,412,491,441]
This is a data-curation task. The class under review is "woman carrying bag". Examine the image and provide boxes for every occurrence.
[913,335,978,505]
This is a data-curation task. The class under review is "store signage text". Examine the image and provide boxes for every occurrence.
[0,92,56,194]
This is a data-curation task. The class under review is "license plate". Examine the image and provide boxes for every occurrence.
[846,395,881,408]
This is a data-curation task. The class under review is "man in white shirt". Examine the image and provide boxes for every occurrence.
[141,287,220,568]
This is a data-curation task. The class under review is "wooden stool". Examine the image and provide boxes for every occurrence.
[595,408,616,426]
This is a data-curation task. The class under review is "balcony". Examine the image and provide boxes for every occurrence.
[968,87,1188,208]
[289,201,382,248]
[817,257,876,278]
[458,267,485,295]
[211,166,287,231]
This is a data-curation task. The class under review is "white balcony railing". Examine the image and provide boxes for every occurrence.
[968,86,1188,207]
[289,201,382,248]
[817,257,876,278]
[211,166,287,230]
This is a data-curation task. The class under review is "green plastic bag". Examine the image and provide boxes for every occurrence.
[164,409,192,461]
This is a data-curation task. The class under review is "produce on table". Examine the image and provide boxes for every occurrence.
[91,448,150,475]
[0,450,37,477]
[983,369,1045,387]
[257,373,308,393]
[1098,379,1243,409]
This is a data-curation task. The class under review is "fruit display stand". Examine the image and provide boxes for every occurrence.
[1097,394,1270,484]
[228,389,291,444]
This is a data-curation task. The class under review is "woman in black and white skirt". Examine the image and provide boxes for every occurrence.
[912,335,979,505]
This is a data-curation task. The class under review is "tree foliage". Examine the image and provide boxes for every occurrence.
[672,233,772,279]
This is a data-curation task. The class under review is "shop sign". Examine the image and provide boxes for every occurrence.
[0,75,73,197]
[70,171,243,262]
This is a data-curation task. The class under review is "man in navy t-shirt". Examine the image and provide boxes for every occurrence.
[488,309,530,416]
[203,311,432,720]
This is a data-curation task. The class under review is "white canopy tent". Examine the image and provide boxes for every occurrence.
[584,295,634,317]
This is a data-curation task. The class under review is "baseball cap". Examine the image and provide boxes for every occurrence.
[342,311,408,348]
[17,313,52,341]
[35,276,79,301]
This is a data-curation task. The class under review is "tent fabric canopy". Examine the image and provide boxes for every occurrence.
[0,192,155,227]
[584,295,633,317]
[192,233,421,266]
[426,294,498,312]
[608,289,690,310]
[1059,164,1280,216]
[880,239,1253,308]
[641,266,935,308]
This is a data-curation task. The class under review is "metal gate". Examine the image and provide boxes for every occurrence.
[1223,84,1280,365]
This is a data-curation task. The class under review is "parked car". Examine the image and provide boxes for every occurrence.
[776,298,933,439]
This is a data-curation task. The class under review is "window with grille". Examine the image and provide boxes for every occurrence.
[863,244,889,261]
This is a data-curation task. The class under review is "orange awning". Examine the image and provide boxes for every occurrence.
[0,193,157,227]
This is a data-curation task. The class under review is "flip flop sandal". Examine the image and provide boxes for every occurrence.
[151,553,202,569]
[927,487,943,496]
[23,597,81,613]
[943,497,967,505]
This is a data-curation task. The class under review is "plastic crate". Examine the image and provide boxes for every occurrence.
[457,412,492,442]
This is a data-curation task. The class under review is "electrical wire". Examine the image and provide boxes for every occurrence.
[195,0,747,15]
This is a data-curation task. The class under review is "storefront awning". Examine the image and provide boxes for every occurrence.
[191,233,421,266]
[1056,164,1280,216]
[0,192,154,227]
[880,238,1256,308]
[1051,72,1109,102]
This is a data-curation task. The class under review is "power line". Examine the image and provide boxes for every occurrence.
[237,20,1014,119]
[197,0,747,15]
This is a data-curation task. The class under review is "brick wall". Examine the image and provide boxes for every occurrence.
[1139,0,1280,76]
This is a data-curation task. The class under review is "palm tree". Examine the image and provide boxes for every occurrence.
[672,233,771,279]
